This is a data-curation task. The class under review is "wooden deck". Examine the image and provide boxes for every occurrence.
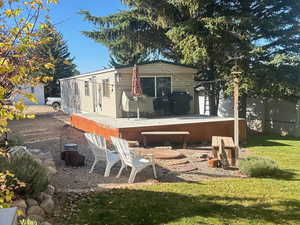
[70,113,247,145]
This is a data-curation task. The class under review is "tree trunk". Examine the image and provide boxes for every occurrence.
[239,93,247,119]
[209,87,219,116]
[207,58,220,116]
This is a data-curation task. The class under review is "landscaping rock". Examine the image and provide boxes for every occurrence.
[27,198,39,207]
[43,159,56,168]
[38,192,51,202]
[46,166,58,177]
[27,205,45,217]
[37,152,53,161]
[13,199,27,209]
[46,184,55,195]
[8,146,30,156]
[40,197,55,215]
[29,149,42,154]
[19,147,57,182]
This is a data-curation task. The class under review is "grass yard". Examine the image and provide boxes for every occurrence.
[61,136,300,225]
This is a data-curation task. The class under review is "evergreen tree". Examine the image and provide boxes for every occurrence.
[81,1,300,116]
[80,9,178,66]
[108,43,150,67]
[33,23,78,97]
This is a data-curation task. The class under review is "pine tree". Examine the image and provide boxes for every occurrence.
[108,44,150,67]
[80,9,177,66]
[81,0,300,115]
[33,23,78,97]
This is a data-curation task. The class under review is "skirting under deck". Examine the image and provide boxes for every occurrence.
[70,113,247,145]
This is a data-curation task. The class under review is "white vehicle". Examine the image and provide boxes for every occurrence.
[46,97,61,111]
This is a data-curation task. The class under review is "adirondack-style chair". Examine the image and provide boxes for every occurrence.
[84,133,120,176]
[111,136,157,183]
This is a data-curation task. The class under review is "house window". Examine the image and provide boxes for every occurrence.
[84,81,90,96]
[140,77,155,97]
[140,77,171,97]
[103,79,110,97]
[30,87,35,93]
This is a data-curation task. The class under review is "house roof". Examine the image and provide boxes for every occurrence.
[115,60,198,70]
[59,60,198,81]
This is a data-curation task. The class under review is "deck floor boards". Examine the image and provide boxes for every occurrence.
[75,113,241,129]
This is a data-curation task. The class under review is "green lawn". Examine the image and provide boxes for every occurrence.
[63,136,300,225]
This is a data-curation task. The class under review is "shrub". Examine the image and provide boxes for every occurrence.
[239,156,279,177]
[19,219,38,225]
[0,132,24,148]
[7,133,24,147]
[0,155,49,198]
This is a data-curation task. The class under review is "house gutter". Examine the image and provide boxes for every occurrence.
[59,68,116,81]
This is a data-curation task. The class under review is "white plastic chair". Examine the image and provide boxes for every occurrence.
[111,136,157,183]
[85,133,120,177]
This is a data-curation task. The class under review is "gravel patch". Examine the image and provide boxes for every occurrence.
[8,106,247,192]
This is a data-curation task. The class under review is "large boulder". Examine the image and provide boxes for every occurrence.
[40,197,55,215]
[13,199,27,209]
[27,205,45,217]
[38,192,51,202]
[26,199,39,207]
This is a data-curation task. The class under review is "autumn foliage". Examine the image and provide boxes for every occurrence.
[0,0,58,208]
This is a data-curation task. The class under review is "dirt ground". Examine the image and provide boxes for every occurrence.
[8,106,246,192]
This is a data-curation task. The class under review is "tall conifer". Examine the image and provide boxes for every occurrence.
[81,1,300,115]
[33,23,78,97]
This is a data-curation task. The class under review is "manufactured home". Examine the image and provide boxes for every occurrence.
[60,60,246,144]
[60,60,197,118]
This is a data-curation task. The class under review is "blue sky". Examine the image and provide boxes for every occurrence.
[48,0,127,73]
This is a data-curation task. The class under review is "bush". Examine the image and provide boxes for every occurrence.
[0,132,24,148]
[239,156,279,177]
[0,154,49,198]
[19,219,38,225]
[7,133,24,147]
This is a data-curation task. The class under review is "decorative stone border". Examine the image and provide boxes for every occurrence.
[8,146,57,225]
[8,146,57,179]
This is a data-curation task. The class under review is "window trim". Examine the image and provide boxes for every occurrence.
[140,75,172,98]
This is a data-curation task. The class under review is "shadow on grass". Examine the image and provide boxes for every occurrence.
[60,188,300,225]
[272,169,298,180]
[245,135,300,148]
